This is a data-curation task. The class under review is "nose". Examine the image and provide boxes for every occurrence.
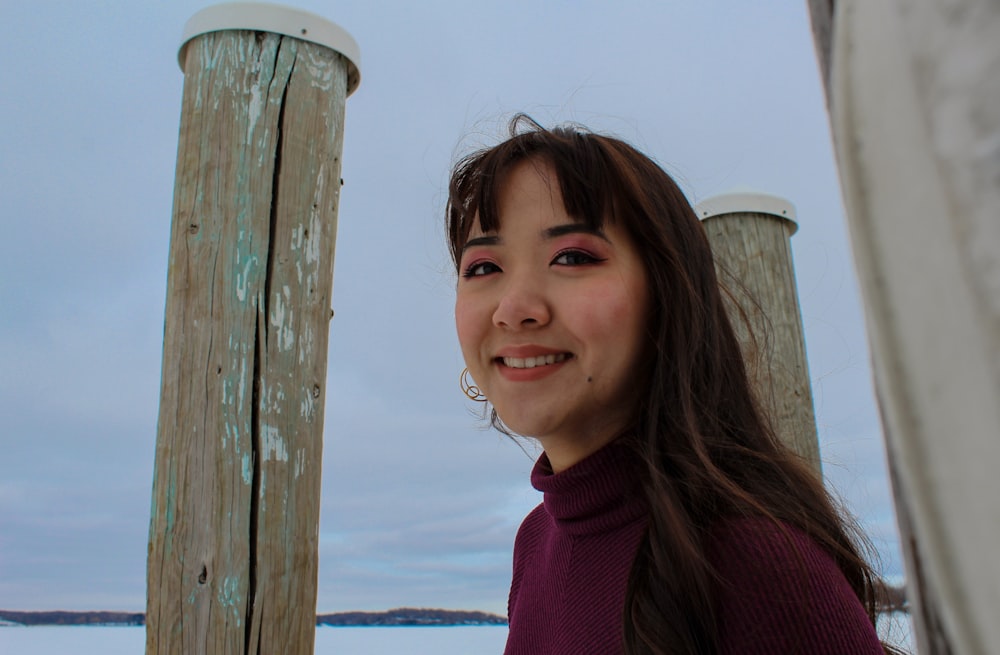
[492,276,551,329]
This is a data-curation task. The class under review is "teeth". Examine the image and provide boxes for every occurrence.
[502,353,568,369]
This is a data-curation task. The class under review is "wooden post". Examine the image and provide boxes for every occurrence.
[696,193,821,473]
[145,5,360,654]
[815,1,1000,652]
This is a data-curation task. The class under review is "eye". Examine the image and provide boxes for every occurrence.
[462,260,501,278]
[552,249,605,266]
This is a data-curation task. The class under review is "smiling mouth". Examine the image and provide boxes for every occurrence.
[499,353,571,369]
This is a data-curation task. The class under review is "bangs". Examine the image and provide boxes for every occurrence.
[447,118,618,268]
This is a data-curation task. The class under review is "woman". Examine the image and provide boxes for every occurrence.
[447,116,899,654]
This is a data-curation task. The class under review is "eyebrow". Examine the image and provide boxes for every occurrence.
[460,223,608,255]
[461,235,501,253]
[543,223,610,242]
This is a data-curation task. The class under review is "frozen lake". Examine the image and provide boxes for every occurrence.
[0,625,509,654]
[0,616,914,654]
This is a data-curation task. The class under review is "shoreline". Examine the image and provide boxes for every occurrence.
[0,608,508,628]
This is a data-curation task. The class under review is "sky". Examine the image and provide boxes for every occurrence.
[0,0,903,616]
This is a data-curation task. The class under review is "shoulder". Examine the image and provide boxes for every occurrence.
[514,503,550,544]
[706,517,883,655]
[707,516,828,573]
[511,503,550,569]
[508,503,550,619]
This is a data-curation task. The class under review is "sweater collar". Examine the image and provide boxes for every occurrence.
[531,439,647,535]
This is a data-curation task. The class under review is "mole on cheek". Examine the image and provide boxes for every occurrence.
[587,376,593,383]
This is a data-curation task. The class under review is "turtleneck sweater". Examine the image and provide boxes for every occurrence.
[503,440,885,654]
[505,439,648,654]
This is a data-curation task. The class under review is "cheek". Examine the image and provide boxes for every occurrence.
[572,283,648,355]
[573,284,633,329]
[454,297,484,356]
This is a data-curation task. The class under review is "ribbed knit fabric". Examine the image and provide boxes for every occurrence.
[707,518,884,654]
[504,440,885,654]
[506,439,647,654]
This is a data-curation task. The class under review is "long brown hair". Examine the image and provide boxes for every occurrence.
[447,116,896,654]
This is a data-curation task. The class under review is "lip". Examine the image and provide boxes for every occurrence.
[493,346,573,382]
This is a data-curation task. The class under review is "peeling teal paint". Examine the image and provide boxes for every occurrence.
[261,424,288,462]
[217,575,243,611]
[237,357,248,413]
[241,453,253,485]
[258,469,268,514]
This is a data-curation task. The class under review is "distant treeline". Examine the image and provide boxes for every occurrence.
[0,610,145,626]
[1,586,906,628]
[877,583,908,614]
[317,607,508,626]
[0,607,508,627]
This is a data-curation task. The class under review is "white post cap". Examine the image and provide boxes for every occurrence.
[694,190,798,234]
[178,2,361,96]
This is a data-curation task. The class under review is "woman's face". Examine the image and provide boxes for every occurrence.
[455,159,649,471]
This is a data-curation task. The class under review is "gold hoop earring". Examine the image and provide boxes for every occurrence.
[460,368,487,402]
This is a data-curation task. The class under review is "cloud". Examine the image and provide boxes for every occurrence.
[0,0,903,617]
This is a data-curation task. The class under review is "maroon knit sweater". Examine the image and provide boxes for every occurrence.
[504,440,884,654]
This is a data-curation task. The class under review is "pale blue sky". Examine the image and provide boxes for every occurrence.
[0,0,901,614]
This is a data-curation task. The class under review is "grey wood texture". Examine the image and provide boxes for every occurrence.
[146,29,349,655]
[703,212,821,473]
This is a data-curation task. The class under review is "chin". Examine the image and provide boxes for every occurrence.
[492,412,549,440]
[495,419,538,438]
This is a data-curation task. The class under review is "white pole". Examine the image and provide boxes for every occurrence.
[823,0,1000,652]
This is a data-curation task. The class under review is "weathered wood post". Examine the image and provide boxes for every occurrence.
[807,0,1000,652]
[696,192,821,473]
[146,4,360,654]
